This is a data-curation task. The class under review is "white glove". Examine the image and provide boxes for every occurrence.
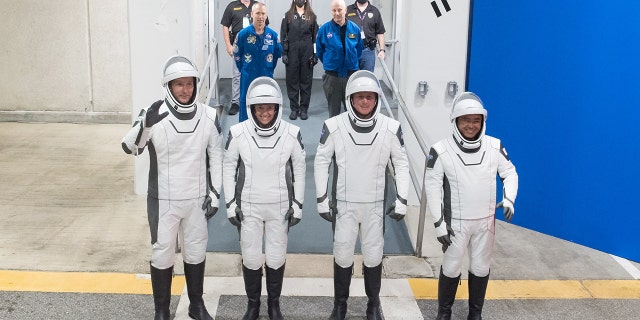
[386,199,407,221]
[434,222,450,238]
[496,199,514,222]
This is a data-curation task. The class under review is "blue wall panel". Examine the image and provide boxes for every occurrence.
[468,1,640,262]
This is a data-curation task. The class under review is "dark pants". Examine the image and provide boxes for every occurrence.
[322,73,348,117]
[285,41,314,112]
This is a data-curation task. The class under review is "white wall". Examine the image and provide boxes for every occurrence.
[0,0,131,122]
[395,0,471,255]
[128,0,209,194]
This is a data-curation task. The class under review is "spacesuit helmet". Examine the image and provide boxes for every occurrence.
[345,70,382,128]
[162,55,199,111]
[246,77,283,137]
[450,92,487,149]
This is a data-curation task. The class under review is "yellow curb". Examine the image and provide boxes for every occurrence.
[0,270,185,295]
[583,280,640,299]
[408,279,618,300]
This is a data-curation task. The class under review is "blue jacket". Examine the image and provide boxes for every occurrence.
[316,20,363,78]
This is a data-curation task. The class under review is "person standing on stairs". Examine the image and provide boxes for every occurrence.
[316,0,363,117]
[221,0,264,116]
[346,0,387,72]
[233,2,282,123]
[280,0,319,120]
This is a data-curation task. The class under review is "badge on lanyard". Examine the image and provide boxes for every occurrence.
[243,17,250,29]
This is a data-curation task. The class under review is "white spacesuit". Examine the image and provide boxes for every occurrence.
[223,76,306,320]
[424,92,518,320]
[121,55,222,320]
[314,70,410,320]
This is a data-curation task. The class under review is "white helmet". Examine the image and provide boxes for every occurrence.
[450,92,487,150]
[246,77,283,137]
[345,70,382,128]
[161,55,199,111]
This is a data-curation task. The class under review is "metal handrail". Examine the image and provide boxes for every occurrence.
[198,37,220,106]
[377,54,431,258]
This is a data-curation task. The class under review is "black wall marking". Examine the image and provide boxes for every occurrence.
[441,0,452,12]
[431,0,452,18]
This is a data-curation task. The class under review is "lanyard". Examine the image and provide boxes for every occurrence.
[356,9,367,22]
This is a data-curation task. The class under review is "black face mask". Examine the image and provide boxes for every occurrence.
[357,0,368,4]
[295,0,305,8]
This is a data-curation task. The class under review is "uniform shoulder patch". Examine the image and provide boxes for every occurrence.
[426,147,439,169]
[396,126,405,147]
[319,123,330,144]
[488,136,510,161]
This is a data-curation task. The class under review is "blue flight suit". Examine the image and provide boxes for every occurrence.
[234,25,283,122]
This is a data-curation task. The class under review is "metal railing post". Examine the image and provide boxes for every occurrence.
[377,53,432,258]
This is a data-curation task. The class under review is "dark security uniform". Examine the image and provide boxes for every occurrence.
[220,0,269,111]
[221,0,270,44]
[346,2,386,72]
[280,11,318,116]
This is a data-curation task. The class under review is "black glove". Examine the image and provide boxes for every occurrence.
[319,211,333,222]
[228,206,244,227]
[145,101,168,128]
[437,225,455,253]
[385,204,405,221]
[309,53,318,66]
[285,207,301,227]
[282,54,289,65]
[202,193,218,220]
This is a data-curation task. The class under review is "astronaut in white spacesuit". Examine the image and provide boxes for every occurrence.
[121,55,223,320]
[424,92,518,320]
[223,76,306,320]
[314,70,410,320]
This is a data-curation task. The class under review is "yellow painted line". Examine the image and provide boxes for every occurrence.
[583,280,640,299]
[408,278,639,300]
[0,270,185,295]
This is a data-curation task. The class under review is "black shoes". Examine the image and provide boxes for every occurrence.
[289,110,299,120]
[228,102,239,115]
[299,110,308,120]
